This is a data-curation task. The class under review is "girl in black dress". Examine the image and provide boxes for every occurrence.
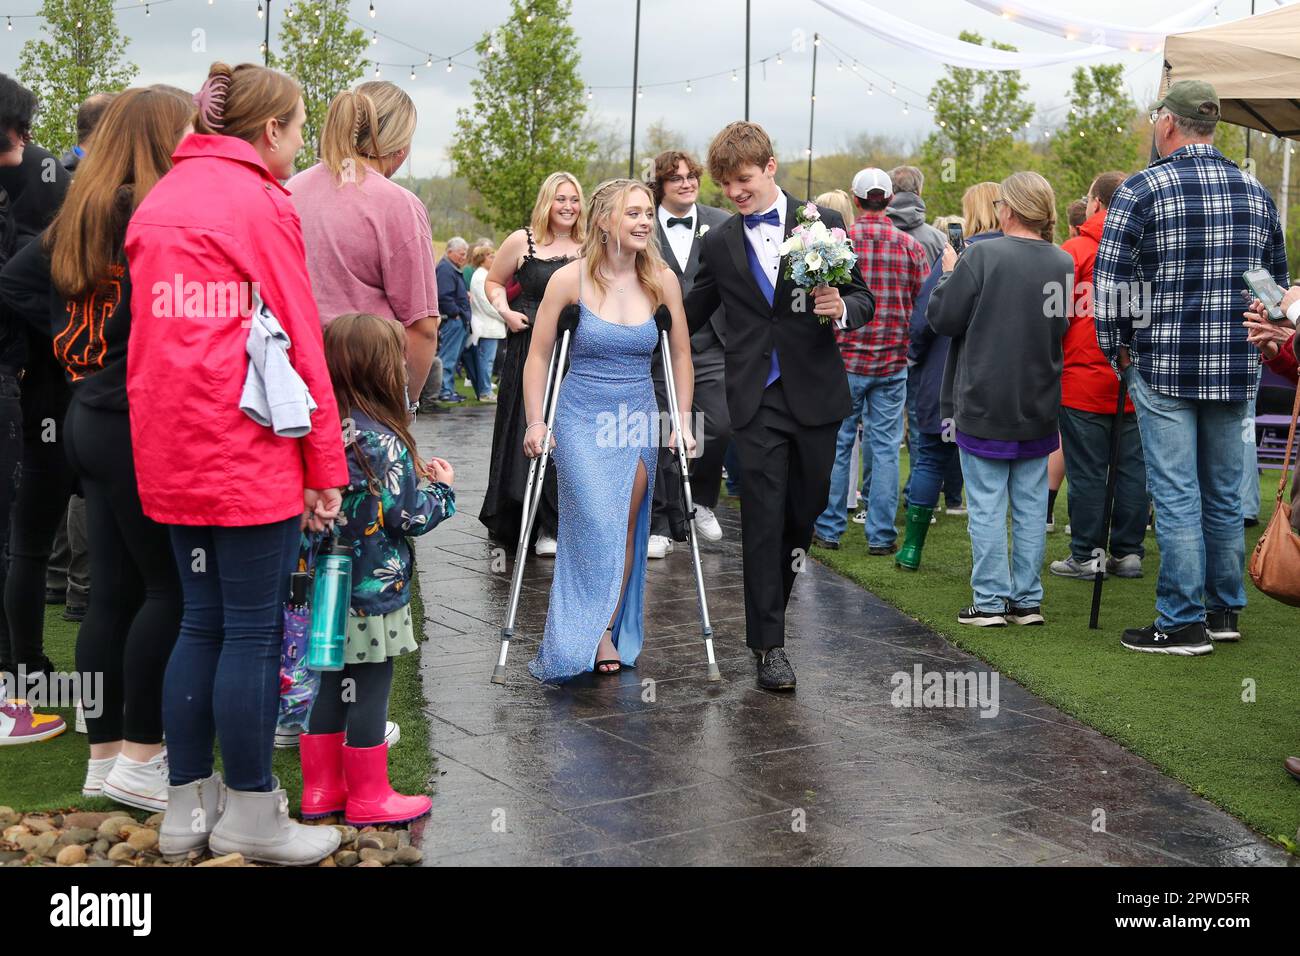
[479,172,584,552]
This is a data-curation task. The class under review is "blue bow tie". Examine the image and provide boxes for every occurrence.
[743,209,781,230]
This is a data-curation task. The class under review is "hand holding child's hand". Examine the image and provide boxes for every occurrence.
[303,487,342,533]
[427,457,454,485]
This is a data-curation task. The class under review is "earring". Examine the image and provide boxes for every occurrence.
[271,143,280,152]
[600,231,608,244]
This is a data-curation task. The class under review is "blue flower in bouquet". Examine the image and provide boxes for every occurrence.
[778,203,856,323]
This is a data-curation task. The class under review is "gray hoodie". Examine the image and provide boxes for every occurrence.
[887,192,945,269]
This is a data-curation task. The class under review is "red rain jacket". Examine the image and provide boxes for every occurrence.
[125,134,347,526]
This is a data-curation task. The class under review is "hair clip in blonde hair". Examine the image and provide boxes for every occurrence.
[194,73,231,131]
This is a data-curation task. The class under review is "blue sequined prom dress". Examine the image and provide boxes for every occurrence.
[528,301,659,682]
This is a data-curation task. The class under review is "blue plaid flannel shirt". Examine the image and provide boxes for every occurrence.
[1093,143,1289,401]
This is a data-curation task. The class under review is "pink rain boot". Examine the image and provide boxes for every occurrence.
[298,731,347,819]
[341,742,431,826]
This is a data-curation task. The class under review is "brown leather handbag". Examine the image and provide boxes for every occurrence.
[1249,379,1300,606]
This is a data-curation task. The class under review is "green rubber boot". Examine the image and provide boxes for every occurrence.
[895,505,934,571]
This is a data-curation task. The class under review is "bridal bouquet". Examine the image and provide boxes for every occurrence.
[778,202,856,324]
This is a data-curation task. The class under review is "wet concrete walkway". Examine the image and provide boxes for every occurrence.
[411,405,1288,866]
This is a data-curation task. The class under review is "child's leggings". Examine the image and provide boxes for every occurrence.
[308,659,394,748]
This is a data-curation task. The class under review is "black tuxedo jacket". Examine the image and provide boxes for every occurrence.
[656,202,730,351]
[683,193,875,430]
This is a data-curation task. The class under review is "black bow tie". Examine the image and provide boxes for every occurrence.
[665,215,693,230]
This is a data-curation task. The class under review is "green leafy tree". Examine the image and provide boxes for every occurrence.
[1047,64,1142,230]
[917,31,1035,218]
[272,0,368,172]
[450,0,595,232]
[17,0,137,156]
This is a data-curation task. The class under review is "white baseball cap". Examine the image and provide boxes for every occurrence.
[851,167,893,199]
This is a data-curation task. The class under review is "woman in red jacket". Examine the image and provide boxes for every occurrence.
[126,62,347,866]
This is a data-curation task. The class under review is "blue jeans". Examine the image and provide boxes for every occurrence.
[163,517,300,791]
[437,317,469,397]
[960,449,1048,612]
[907,429,958,509]
[814,369,907,546]
[1125,365,1247,629]
[1240,395,1260,521]
[475,338,500,398]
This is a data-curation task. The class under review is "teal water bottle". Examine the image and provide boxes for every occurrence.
[306,537,353,672]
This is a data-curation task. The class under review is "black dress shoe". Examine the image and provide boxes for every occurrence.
[754,647,796,691]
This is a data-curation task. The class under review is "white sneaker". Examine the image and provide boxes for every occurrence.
[1046,520,1056,533]
[693,506,723,541]
[851,510,867,525]
[82,755,117,798]
[944,503,967,516]
[102,750,170,812]
[75,699,87,734]
[646,534,674,558]
[275,721,400,749]
[534,534,558,557]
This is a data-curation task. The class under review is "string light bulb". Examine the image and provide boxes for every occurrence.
[685,80,692,93]
[731,70,737,82]
[445,59,453,72]
[410,66,416,80]
[371,30,377,45]
[257,1,263,19]
[776,53,783,65]
[426,54,432,67]
[369,1,375,17]
[374,64,381,77]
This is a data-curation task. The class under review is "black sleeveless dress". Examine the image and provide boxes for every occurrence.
[478,229,574,544]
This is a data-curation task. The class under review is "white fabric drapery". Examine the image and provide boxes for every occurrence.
[962,0,1224,53]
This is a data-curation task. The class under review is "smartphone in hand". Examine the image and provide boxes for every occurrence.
[1243,268,1286,322]
[947,222,965,255]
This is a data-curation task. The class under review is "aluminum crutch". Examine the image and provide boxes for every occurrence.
[490,305,579,684]
[655,306,722,681]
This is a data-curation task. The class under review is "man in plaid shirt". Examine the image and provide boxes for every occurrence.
[813,168,927,553]
[1094,80,1289,656]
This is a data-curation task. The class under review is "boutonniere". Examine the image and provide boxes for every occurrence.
[696,224,710,239]
[778,202,855,324]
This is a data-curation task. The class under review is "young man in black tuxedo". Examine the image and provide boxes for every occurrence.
[647,149,731,557]
[684,121,875,691]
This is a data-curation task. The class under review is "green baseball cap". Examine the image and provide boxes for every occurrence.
[1150,80,1220,123]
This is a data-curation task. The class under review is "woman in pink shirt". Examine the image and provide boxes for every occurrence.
[126,61,347,866]
[287,82,440,408]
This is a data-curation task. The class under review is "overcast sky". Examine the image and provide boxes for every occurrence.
[0,0,1257,177]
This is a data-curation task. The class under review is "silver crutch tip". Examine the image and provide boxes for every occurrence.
[706,663,722,682]
[490,665,508,685]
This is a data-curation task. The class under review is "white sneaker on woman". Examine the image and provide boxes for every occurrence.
[646,534,674,558]
[102,750,170,812]
[693,506,723,541]
[82,755,117,798]
[534,535,558,557]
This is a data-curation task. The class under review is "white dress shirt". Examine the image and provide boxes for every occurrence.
[658,202,697,272]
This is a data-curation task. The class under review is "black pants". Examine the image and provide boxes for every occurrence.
[650,344,731,536]
[730,382,838,650]
[3,387,74,668]
[64,398,182,743]
[0,372,21,667]
[308,659,393,749]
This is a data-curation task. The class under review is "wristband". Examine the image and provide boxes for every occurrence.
[525,422,547,433]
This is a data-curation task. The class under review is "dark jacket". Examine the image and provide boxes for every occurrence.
[886,191,945,269]
[684,193,876,430]
[0,236,133,412]
[655,202,730,352]
[0,144,70,376]
[907,230,1001,434]
[338,410,456,616]
[927,235,1072,442]
[436,256,470,324]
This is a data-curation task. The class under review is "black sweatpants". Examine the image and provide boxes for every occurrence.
[64,398,182,744]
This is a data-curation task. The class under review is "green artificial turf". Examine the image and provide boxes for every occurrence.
[0,584,433,817]
[805,450,1300,852]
